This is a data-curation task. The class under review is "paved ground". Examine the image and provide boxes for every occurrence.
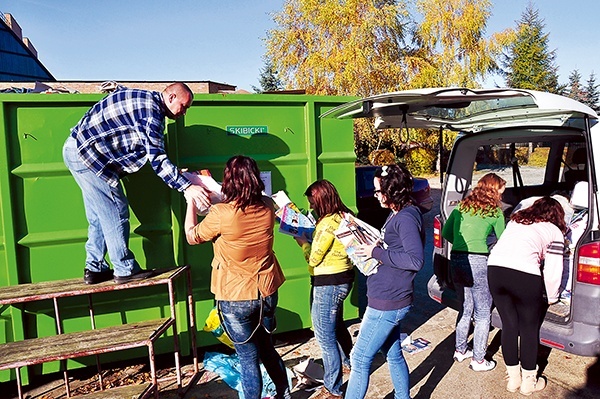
[8,177,600,398]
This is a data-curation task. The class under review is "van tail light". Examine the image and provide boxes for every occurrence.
[576,242,600,285]
[433,215,442,248]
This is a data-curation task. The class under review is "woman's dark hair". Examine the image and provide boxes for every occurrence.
[511,196,567,233]
[374,164,414,211]
[221,155,265,211]
[304,180,353,221]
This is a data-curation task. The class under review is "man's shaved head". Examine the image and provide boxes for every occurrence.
[163,82,194,119]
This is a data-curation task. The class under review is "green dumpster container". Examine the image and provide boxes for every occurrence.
[0,92,358,382]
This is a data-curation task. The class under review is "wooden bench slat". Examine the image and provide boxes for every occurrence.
[76,382,154,399]
[0,266,187,304]
[0,318,173,369]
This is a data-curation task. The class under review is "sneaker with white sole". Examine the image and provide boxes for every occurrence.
[470,359,497,372]
[453,349,473,362]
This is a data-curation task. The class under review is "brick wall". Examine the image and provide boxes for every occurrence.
[4,13,22,39]
[0,81,238,94]
[22,37,37,57]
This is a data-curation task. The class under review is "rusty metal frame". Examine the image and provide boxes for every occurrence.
[0,265,198,399]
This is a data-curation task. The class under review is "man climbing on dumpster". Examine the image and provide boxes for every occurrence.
[63,82,210,285]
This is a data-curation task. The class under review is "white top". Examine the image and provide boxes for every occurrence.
[488,221,565,303]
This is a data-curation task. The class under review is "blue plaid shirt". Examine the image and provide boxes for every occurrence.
[70,88,191,191]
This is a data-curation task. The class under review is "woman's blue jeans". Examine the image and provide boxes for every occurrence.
[63,136,141,277]
[218,292,290,399]
[346,305,412,399]
[310,282,352,396]
[452,253,492,362]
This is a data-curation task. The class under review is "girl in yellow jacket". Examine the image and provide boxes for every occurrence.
[295,180,354,398]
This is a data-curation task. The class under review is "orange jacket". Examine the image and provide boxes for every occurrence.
[190,197,285,301]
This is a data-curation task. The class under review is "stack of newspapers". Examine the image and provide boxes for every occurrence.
[183,169,223,215]
[334,214,381,276]
[401,337,431,354]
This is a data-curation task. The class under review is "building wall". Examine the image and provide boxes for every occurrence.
[0,13,54,82]
[0,14,239,93]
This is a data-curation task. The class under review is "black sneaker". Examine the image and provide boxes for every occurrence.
[113,269,155,284]
[83,268,114,285]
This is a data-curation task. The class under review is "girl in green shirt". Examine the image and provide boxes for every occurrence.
[442,173,506,372]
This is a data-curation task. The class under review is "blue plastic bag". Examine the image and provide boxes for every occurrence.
[203,351,292,399]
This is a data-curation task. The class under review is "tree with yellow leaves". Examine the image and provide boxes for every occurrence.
[407,0,515,173]
[266,0,513,94]
[413,0,514,88]
[264,0,515,172]
[265,0,421,96]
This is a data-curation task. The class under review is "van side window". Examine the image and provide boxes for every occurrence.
[443,135,585,220]
[472,142,551,187]
[562,144,588,186]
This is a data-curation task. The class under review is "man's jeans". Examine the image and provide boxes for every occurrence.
[311,282,352,396]
[347,305,412,399]
[63,137,141,277]
[218,292,291,399]
[452,253,492,362]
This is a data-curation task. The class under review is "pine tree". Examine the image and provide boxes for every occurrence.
[567,69,587,103]
[585,72,600,112]
[252,60,284,93]
[502,4,559,92]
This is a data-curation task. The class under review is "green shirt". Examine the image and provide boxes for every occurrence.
[442,207,505,254]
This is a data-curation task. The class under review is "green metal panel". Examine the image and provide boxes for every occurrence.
[0,92,357,382]
[173,94,357,333]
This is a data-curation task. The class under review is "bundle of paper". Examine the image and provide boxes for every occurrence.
[334,214,381,275]
[272,190,296,210]
[272,190,316,241]
[183,169,223,215]
[401,337,431,354]
[292,358,324,391]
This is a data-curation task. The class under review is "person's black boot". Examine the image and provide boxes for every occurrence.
[83,268,114,284]
[113,269,155,284]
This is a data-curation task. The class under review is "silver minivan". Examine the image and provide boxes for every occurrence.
[323,88,600,357]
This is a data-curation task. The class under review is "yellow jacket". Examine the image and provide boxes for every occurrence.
[302,213,353,276]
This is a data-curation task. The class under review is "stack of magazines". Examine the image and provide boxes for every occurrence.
[272,191,316,242]
[334,214,381,275]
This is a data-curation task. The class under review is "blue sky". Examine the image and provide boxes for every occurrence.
[4,0,599,91]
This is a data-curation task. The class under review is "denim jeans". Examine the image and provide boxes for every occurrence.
[63,137,141,277]
[218,292,290,399]
[452,253,492,362]
[346,305,412,399]
[310,283,352,396]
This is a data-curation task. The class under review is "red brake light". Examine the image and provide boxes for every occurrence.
[540,338,565,350]
[577,242,600,285]
[433,215,442,248]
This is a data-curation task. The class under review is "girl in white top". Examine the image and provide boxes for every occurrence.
[487,196,566,395]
